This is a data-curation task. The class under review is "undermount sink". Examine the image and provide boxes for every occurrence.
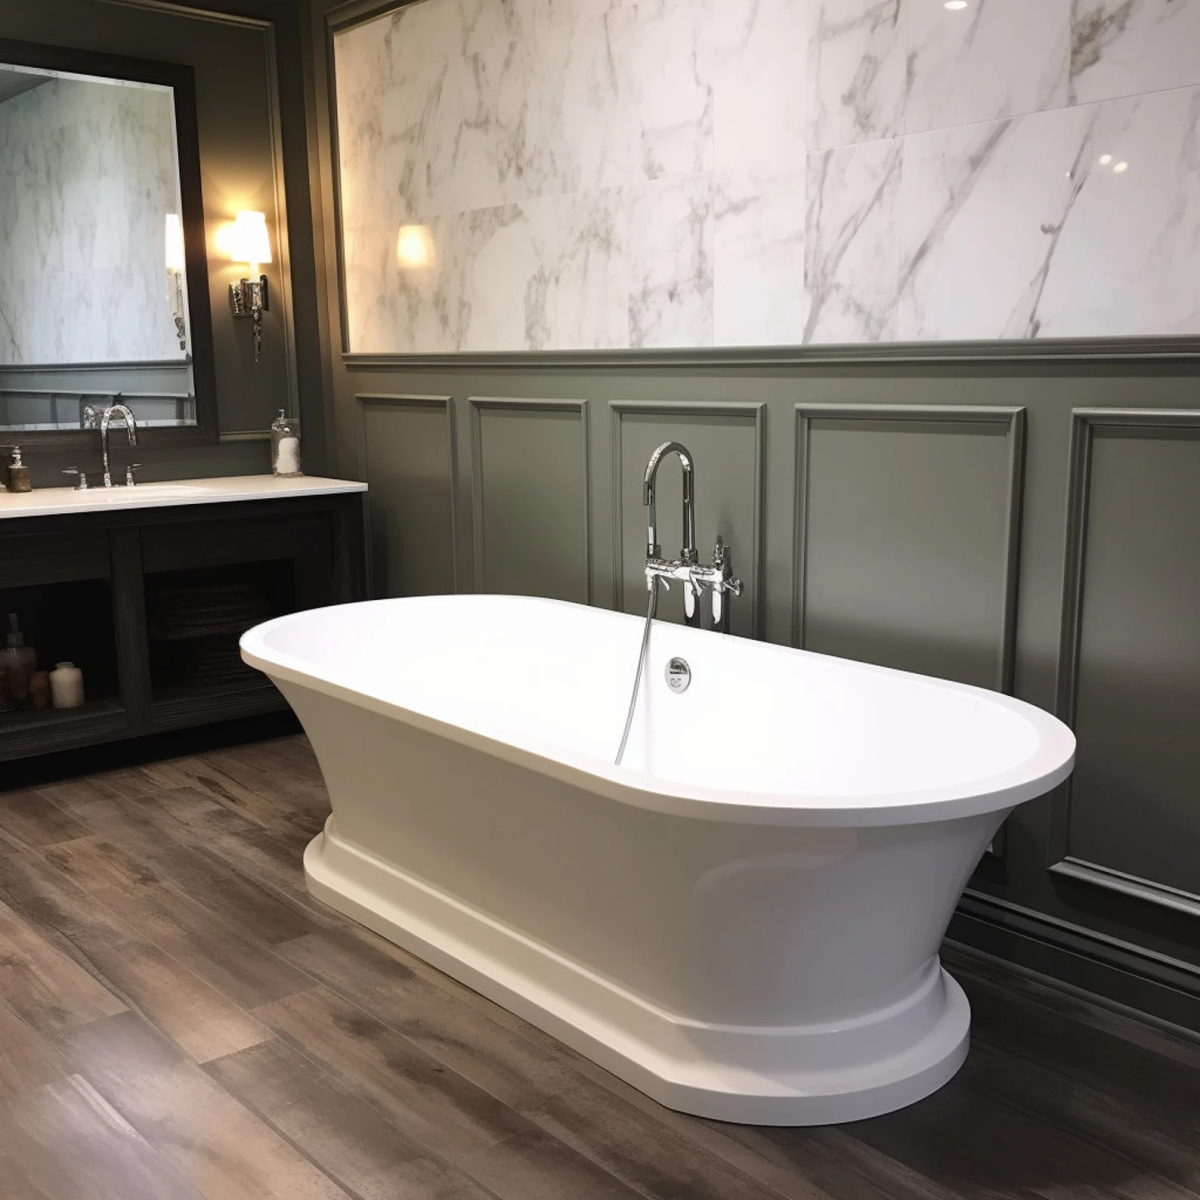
[94,482,211,497]
[66,482,214,503]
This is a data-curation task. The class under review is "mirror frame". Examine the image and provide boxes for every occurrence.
[0,37,217,449]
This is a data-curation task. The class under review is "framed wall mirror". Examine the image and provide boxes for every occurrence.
[0,38,215,448]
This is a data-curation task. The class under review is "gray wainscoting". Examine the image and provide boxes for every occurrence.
[357,394,458,599]
[1051,409,1200,920]
[794,404,1023,691]
[330,354,1200,1032]
[470,397,591,604]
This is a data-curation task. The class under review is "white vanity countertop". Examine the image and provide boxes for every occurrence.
[0,474,367,520]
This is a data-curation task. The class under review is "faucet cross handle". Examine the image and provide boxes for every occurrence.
[712,536,742,590]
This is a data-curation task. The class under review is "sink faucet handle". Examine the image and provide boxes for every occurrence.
[125,463,143,487]
[62,467,88,490]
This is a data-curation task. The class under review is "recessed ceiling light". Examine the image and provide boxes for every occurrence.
[944,1,968,8]
[1113,161,1129,173]
[1098,153,1112,165]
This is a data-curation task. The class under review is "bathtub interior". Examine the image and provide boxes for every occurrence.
[253,594,1056,804]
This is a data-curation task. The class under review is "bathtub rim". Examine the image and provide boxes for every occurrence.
[241,595,1075,829]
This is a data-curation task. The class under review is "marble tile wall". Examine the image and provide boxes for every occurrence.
[335,0,1200,351]
[0,74,187,365]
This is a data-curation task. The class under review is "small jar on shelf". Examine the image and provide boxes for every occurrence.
[270,410,302,477]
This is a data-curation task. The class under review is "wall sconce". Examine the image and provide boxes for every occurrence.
[164,213,188,353]
[227,211,272,362]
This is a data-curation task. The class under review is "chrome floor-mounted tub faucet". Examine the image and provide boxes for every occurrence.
[642,440,742,633]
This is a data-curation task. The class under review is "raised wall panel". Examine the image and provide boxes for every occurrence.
[1052,410,1200,918]
[469,398,590,603]
[611,402,765,639]
[357,395,457,598]
[795,405,1024,690]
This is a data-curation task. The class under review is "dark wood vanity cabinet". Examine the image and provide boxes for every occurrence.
[0,493,366,764]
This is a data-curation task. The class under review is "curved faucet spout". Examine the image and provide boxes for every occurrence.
[99,402,139,488]
[642,440,696,561]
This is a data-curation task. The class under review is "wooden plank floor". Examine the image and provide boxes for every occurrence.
[0,734,1198,1199]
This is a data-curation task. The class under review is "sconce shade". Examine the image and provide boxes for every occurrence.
[227,211,272,267]
[165,213,186,272]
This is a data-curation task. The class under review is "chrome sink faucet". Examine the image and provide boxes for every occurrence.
[642,440,742,632]
[99,403,139,488]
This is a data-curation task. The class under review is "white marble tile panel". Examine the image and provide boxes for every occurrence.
[905,0,1070,134]
[345,190,633,353]
[803,137,901,342]
[628,174,715,347]
[897,87,1200,340]
[618,0,716,183]
[459,0,614,56]
[543,189,631,350]
[806,0,905,150]
[342,224,411,353]
[490,11,633,204]
[388,0,468,75]
[379,52,502,220]
[1070,0,1200,105]
[896,107,1091,341]
[336,13,397,94]
[334,0,1200,352]
[713,170,807,344]
[714,0,808,184]
[1035,86,1200,336]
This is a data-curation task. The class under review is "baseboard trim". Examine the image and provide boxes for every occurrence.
[948,890,1200,1035]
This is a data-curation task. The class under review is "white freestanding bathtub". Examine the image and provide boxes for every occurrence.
[241,594,1074,1125]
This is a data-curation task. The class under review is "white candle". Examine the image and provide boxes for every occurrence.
[50,662,84,709]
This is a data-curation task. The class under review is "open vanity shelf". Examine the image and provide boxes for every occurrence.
[0,480,366,763]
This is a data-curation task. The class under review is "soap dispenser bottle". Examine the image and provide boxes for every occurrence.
[6,446,31,493]
[270,410,302,477]
[0,613,37,704]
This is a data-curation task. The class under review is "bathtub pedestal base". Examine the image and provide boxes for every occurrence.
[305,817,972,1126]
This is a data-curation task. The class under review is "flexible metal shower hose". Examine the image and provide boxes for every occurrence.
[615,580,660,766]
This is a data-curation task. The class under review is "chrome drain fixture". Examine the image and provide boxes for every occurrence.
[665,657,691,693]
